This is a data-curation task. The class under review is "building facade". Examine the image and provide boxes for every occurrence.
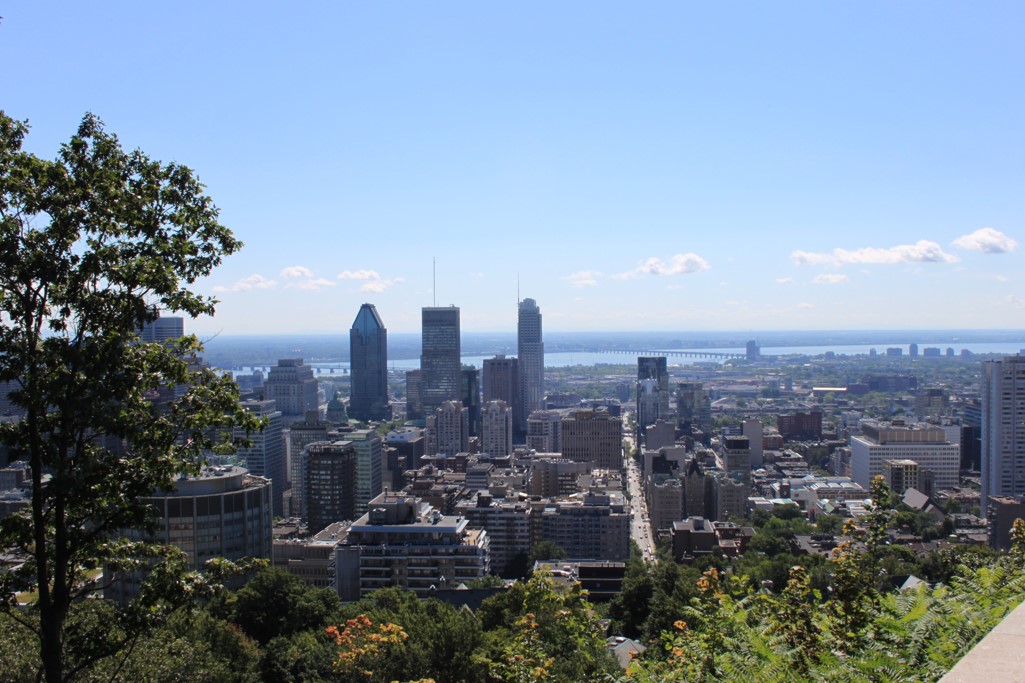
[265,358,319,417]
[677,382,712,436]
[235,399,287,517]
[427,400,469,456]
[455,492,533,576]
[345,429,383,514]
[539,491,630,562]
[561,410,623,471]
[139,315,184,343]
[483,355,521,436]
[481,400,513,457]
[527,410,564,453]
[288,410,333,518]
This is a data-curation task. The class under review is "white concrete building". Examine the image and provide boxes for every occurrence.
[850,419,959,491]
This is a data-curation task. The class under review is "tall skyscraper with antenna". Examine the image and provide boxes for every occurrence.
[518,298,544,433]
[349,303,389,421]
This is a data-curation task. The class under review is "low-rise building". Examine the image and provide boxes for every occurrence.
[273,521,348,589]
[850,419,959,490]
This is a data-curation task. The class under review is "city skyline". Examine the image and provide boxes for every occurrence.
[3,3,1023,334]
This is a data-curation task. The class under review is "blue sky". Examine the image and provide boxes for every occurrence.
[3,2,1023,334]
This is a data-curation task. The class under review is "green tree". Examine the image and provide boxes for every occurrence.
[0,112,255,682]
[476,570,616,683]
[219,566,341,645]
[528,540,567,565]
[607,543,653,638]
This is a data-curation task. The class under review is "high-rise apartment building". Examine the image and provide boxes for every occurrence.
[349,304,389,422]
[982,354,1025,516]
[305,440,358,533]
[235,399,286,517]
[483,355,521,435]
[266,359,319,417]
[482,400,513,457]
[420,307,461,417]
[518,298,544,433]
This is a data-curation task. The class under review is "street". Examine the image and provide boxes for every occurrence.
[623,431,656,562]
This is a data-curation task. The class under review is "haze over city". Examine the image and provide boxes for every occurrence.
[3,3,1023,334]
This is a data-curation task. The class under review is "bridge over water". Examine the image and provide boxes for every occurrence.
[599,349,748,361]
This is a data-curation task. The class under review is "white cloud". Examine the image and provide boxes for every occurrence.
[1006,295,1025,308]
[562,270,601,288]
[813,274,848,285]
[359,277,405,293]
[798,302,815,309]
[280,265,314,279]
[338,269,382,281]
[776,277,795,285]
[953,227,1018,254]
[615,253,710,280]
[792,240,958,267]
[213,274,277,293]
[285,277,336,291]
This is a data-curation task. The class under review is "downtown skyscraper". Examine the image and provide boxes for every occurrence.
[420,306,461,417]
[637,356,670,439]
[349,303,389,421]
[517,298,544,433]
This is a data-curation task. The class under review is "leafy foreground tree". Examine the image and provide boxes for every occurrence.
[624,527,1025,682]
[0,112,257,682]
[474,569,619,683]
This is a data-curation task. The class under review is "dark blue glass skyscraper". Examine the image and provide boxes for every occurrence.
[349,303,389,421]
